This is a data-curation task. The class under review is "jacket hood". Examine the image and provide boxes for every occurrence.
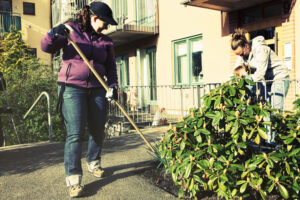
[251,36,266,48]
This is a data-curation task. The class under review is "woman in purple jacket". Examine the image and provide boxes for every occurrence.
[41,2,118,197]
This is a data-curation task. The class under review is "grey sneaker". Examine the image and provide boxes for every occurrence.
[87,161,105,178]
[69,184,84,198]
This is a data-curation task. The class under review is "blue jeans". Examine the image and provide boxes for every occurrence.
[257,76,290,109]
[257,76,290,143]
[58,85,107,177]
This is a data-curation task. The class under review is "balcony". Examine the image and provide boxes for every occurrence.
[103,0,159,47]
[51,0,92,27]
[0,12,21,37]
[181,0,274,12]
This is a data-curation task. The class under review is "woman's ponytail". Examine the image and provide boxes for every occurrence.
[231,28,249,50]
[76,5,91,31]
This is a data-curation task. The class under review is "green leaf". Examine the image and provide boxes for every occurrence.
[238,142,247,148]
[199,160,209,169]
[259,189,267,200]
[289,148,300,156]
[231,188,237,197]
[260,109,269,118]
[278,183,289,199]
[208,175,217,186]
[214,96,221,109]
[268,182,275,193]
[180,141,186,150]
[197,118,203,127]
[284,137,294,145]
[292,181,299,194]
[236,180,246,185]
[219,155,227,162]
[212,115,221,126]
[239,119,248,125]
[285,161,290,174]
[240,182,247,193]
[184,163,192,178]
[199,129,210,135]
[246,106,253,116]
[193,175,201,183]
[206,113,215,119]
[205,98,212,108]
[196,135,202,143]
[238,79,244,88]
[229,87,236,96]
[224,97,234,107]
[231,120,239,135]
[231,164,246,171]
[257,127,269,140]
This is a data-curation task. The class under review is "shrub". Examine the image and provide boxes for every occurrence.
[0,26,65,145]
[157,77,300,199]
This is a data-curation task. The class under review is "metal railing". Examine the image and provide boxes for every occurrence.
[108,79,300,128]
[23,92,53,142]
[107,0,158,34]
[52,0,93,26]
[51,0,158,33]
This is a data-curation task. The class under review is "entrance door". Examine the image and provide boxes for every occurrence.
[116,56,129,105]
[136,47,157,111]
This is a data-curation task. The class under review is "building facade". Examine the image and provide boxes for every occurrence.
[0,0,52,64]
[50,0,300,126]
[184,0,299,109]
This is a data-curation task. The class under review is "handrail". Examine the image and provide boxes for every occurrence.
[23,92,52,142]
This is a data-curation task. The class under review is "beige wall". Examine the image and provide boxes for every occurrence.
[296,0,300,80]
[12,0,51,65]
[156,0,231,85]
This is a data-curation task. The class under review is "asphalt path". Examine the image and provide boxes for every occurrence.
[0,126,177,200]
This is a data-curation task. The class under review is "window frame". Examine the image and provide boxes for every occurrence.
[173,34,203,86]
[23,2,35,15]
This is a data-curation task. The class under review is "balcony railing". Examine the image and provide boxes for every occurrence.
[0,12,21,36]
[108,0,157,33]
[108,79,300,130]
[52,0,93,26]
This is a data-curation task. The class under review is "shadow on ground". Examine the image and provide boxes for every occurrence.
[83,160,153,197]
[0,132,160,176]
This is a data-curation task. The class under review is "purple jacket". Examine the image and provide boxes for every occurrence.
[41,22,118,88]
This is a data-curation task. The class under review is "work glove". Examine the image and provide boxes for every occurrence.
[106,84,118,101]
[48,24,70,38]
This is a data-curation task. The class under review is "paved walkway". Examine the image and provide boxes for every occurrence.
[0,126,177,200]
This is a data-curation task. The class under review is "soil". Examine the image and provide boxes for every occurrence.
[136,161,283,200]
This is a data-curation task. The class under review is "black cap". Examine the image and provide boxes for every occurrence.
[89,1,118,25]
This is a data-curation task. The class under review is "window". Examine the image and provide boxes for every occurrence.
[136,0,155,25]
[116,56,129,87]
[146,47,157,101]
[240,0,283,25]
[23,2,35,15]
[0,0,12,12]
[173,35,203,85]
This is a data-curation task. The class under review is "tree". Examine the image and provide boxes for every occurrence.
[0,26,64,145]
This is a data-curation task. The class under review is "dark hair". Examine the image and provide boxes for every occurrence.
[231,28,249,50]
[66,5,91,32]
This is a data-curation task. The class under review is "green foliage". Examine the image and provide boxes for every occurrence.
[157,77,300,199]
[0,26,65,145]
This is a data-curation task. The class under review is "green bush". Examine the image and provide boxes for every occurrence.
[157,77,300,199]
[0,26,65,145]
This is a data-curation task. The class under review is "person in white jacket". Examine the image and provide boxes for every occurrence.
[231,28,290,143]
[231,28,289,109]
